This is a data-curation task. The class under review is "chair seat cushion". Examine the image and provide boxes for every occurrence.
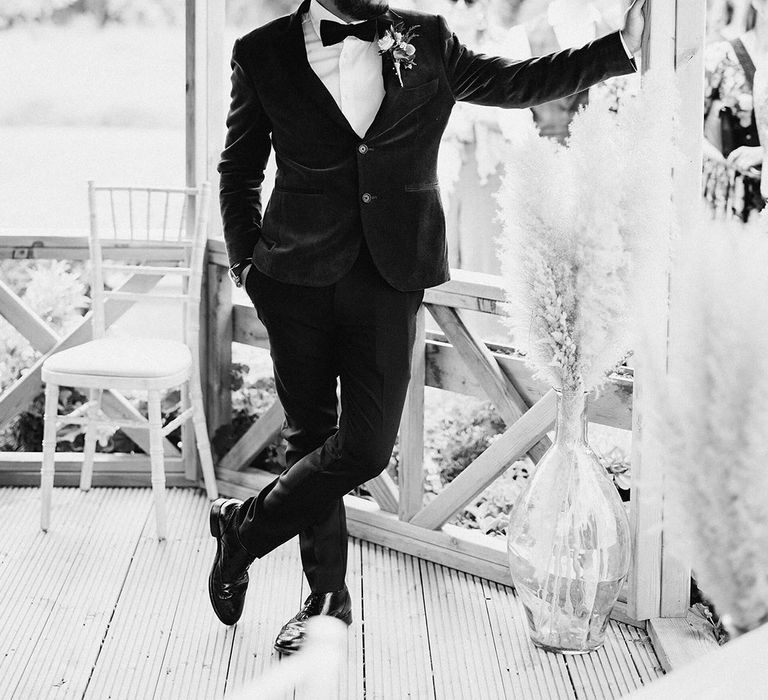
[43,338,192,379]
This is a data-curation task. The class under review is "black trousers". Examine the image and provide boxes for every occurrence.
[238,240,424,592]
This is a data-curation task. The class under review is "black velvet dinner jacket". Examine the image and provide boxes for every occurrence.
[218,0,637,292]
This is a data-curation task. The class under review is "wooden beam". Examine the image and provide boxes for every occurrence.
[100,391,180,457]
[427,304,550,463]
[398,305,426,521]
[232,304,270,348]
[657,0,706,620]
[0,235,189,262]
[0,472,193,488]
[232,303,633,429]
[0,279,60,352]
[645,617,720,674]
[363,471,399,514]
[211,466,644,627]
[627,0,676,623]
[186,0,224,226]
[219,400,285,471]
[205,261,232,432]
[425,339,633,429]
[0,452,184,472]
[207,238,514,317]
[408,390,557,530]
[0,451,193,488]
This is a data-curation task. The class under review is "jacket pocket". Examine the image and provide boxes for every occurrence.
[404,181,440,192]
[273,185,324,195]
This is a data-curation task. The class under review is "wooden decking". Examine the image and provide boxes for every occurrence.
[0,486,663,699]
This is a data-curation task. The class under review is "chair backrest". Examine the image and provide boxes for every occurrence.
[86,181,211,360]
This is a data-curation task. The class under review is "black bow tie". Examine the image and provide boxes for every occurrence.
[319,18,379,46]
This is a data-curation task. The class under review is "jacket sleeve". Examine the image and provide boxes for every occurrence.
[218,38,273,267]
[437,15,637,109]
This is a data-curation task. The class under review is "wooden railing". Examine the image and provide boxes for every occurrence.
[204,239,642,626]
[0,232,642,627]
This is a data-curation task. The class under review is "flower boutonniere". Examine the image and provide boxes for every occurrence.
[378,22,419,87]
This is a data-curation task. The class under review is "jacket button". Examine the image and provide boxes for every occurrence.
[361,192,372,204]
[358,144,369,154]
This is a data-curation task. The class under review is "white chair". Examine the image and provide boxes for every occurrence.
[40,181,219,538]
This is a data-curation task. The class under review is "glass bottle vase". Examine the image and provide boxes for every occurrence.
[507,389,632,654]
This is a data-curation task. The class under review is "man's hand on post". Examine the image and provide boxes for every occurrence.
[621,0,647,56]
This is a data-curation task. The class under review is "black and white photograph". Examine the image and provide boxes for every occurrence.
[1,0,767,697]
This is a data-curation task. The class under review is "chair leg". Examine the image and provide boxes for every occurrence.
[189,374,219,500]
[41,382,59,532]
[180,381,196,481]
[80,388,101,491]
[148,390,167,541]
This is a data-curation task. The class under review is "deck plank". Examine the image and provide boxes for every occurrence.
[83,489,208,700]
[360,542,435,699]
[421,561,508,700]
[483,579,577,700]
[12,488,152,700]
[224,538,304,700]
[150,494,234,700]
[0,487,150,700]
[293,538,365,700]
[617,620,665,683]
[0,486,667,698]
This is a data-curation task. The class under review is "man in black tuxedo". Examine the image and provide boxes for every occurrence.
[210,0,646,654]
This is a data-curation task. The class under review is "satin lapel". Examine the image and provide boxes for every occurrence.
[283,0,356,135]
[364,9,415,140]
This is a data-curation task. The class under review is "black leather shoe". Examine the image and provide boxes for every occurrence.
[208,497,255,625]
[274,585,352,655]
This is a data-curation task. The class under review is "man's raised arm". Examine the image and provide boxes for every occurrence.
[439,0,646,109]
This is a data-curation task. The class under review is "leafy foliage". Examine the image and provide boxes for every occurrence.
[211,363,283,472]
[1,0,185,28]
[0,260,89,395]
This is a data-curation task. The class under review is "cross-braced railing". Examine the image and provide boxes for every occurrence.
[0,231,684,631]
[204,240,651,627]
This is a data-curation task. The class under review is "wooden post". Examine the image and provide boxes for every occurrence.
[658,0,706,618]
[627,0,674,623]
[628,0,704,620]
[187,0,226,460]
[398,305,426,521]
[205,261,232,433]
[186,0,224,197]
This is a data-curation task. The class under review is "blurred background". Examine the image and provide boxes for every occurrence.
[0,0,630,237]
[0,0,760,537]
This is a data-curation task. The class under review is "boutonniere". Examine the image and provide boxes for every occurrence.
[378,22,419,87]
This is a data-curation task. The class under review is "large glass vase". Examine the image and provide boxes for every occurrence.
[507,389,632,653]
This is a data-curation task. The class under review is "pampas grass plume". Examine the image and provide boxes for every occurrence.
[495,70,677,392]
[649,213,768,632]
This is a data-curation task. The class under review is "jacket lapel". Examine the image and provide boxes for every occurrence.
[281,3,424,140]
[364,9,428,140]
[282,0,356,135]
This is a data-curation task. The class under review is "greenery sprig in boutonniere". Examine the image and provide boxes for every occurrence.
[378,22,419,87]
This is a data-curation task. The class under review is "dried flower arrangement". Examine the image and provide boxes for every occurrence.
[495,71,675,394]
[649,214,768,635]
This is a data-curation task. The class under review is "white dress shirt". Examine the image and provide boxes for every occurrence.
[303,0,385,138]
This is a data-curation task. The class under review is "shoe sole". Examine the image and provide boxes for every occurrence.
[209,497,229,539]
[273,609,353,655]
